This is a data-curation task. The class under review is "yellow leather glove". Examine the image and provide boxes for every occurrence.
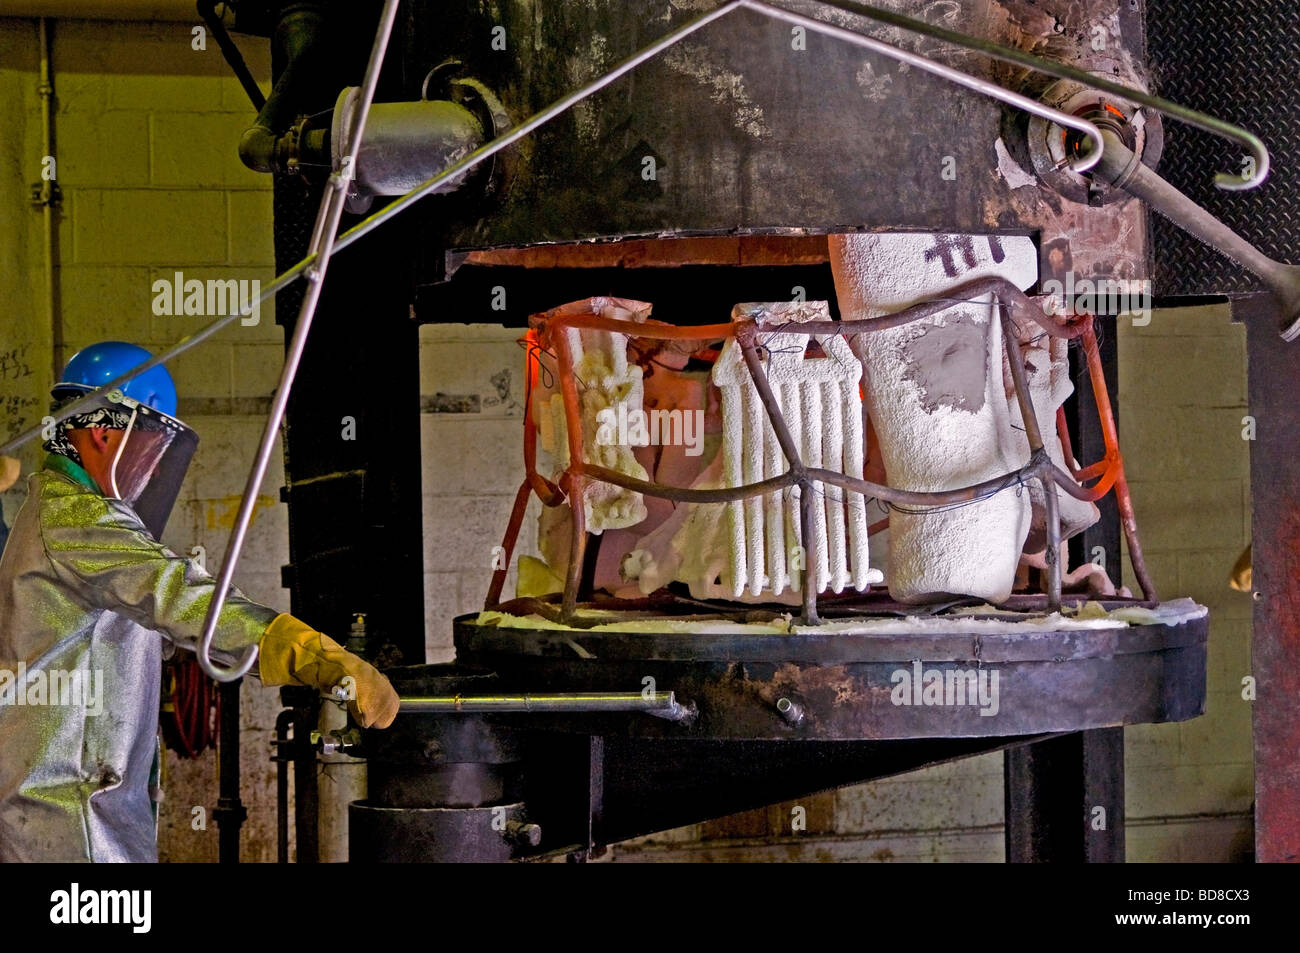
[258,613,401,729]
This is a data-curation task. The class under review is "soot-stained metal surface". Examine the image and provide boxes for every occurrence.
[404,0,1151,287]
[1147,1,1300,297]
[452,607,1208,741]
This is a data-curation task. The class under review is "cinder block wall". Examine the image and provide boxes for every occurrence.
[1118,304,1254,862]
[419,324,535,662]
[0,16,288,862]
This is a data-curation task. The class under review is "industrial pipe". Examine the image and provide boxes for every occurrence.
[325,86,485,211]
[238,4,325,173]
[397,691,697,723]
[36,18,61,382]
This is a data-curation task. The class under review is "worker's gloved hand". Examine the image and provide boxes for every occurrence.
[257,613,401,729]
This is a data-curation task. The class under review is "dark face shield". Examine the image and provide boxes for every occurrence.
[102,391,199,538]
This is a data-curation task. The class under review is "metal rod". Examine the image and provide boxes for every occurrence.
[541,277,1082,342]
[273,709,292,864]
[742,0,1102,173]
[398,691,695,722]
[736,326,806,472]
[799,479,821,623]
[807,0,1269,189]
[485,478,535,608]
[38,18,61,384]
[584,455,1039,511]
[198,0,266,111]
[735,324,821,622]
[562,474,588,621]
[1090,128,1300,340]
[326,0,748,252]
[194,0,401,682]
[1113,466,1157,602]
[554,318,590,622]
[999,305,1062,609]
[0,259,308,457]
[1042,462,1063,609]
[580,462,798,504]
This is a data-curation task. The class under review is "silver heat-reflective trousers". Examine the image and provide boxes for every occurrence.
[0,468,278,862]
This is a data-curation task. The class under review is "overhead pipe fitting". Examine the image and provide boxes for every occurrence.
[235,1,497,210]
[237,3,326,173]
[325,80,495,212]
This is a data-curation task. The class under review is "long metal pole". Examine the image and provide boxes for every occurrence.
[37,18,61,383]
[194,0,402,681]
[398,691,694,722]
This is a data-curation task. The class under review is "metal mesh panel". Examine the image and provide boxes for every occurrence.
[1146,1,1300,295]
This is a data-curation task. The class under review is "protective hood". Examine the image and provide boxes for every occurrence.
[54,389,198,538]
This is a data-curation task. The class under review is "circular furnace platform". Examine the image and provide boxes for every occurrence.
[451,597,1209,741]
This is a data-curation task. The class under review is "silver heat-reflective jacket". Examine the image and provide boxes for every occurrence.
[0,466,277,862]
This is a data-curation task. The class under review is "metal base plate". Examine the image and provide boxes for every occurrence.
[452,600,1208,741]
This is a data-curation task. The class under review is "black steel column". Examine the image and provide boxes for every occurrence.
[214,679,246,863]
[1004,729,1125,863]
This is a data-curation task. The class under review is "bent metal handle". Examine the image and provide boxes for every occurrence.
[1089,128,1300,341]
[194,0,403,682]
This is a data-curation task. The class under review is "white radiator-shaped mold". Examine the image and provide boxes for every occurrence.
[712,301,880,598]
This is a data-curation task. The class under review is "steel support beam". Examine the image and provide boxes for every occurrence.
[1241,294,1300,862]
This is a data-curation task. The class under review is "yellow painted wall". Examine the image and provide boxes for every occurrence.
[0,15,291,862]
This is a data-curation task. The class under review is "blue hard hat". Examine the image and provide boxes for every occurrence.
[53,342,179,418]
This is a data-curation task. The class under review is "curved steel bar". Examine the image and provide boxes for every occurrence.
[807,0,1269,189]
[998,308,1061,608]
[1050,462,1106,503]
[799,277,1085,340]
[193,0,403,682]
[583,458,1033,511]
[581,463,798,504]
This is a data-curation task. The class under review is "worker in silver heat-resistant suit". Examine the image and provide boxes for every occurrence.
[0,343,400,862]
